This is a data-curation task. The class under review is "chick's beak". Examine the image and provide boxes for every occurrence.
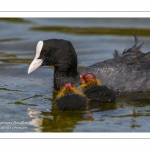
[80,74,85,81]
[80,74,83,79]
[28,58,43,74]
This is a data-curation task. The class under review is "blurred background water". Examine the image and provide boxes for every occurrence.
[0,18,150,132]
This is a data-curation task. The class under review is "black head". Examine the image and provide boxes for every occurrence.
[28,39,77,74]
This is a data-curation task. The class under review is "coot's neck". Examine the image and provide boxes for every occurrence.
[54,66,79,91]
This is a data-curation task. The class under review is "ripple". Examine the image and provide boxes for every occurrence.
[0,87,26,92]
[8,101,38,106]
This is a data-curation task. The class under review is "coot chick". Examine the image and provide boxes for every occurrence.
[55,83,88,110]
[80,73,116,102]
[28,34,150,94]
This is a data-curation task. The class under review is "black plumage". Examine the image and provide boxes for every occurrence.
[80,73,116,102]
[55,83,88,110]
[55,94,88,110]
[28,34,150,94]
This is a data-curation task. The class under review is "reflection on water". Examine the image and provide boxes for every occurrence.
[0,18,150,132]
[26,93,150,132]
[31,26,150,36]
[0,18,31,23]
[27,102,117,132]
[0,38,24,42]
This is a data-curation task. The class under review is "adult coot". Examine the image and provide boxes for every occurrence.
[55,83,88,110]
[80,73,116,102]
[28,34,150,94]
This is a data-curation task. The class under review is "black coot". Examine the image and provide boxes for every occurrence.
[28,34,150,94]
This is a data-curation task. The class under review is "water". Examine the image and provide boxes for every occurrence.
[0,18,150,132]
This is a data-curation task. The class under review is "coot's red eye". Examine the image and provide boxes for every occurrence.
[44,50,49,54]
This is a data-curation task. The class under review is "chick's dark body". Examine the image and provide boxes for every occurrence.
[55,93,88,110]
[83,85,116,102]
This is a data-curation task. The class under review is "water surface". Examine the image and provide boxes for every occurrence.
[0,18,150,132]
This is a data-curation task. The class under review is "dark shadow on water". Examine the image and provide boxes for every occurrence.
[117,93,150,107]
[88,100,117,112]
[41,110,85,132]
